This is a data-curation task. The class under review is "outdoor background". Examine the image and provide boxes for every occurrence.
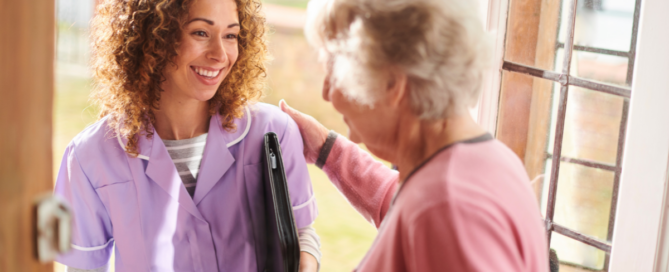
[53,0,376,271]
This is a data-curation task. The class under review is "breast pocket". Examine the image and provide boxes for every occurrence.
[96,181,140,233]
[244,163,269,271]
[95,181,147,271]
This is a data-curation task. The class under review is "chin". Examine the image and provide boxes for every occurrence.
[194,88,220,101]
[347,128,362,144]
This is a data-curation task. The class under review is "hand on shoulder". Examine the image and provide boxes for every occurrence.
[279,99,330,164]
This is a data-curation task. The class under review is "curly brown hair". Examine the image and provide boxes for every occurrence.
[90,0,268,156]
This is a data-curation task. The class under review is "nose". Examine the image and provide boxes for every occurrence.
[207,38,228,63]
[322,58,334,102]
[322,73,332,102]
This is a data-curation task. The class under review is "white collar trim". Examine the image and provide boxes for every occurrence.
[116,107,252,161]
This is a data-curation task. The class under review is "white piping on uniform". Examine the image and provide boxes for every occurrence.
[116,107,251,160]
[226,107,252,147]
[292,194,316,211]
[117,133,151,161]
[71,238,115,252]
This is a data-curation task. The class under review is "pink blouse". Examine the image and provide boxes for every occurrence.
[320,134,548,272]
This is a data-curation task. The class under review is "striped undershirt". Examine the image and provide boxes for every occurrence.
[162,133,208,197]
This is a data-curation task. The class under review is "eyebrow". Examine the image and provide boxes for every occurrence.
[185,18,241,28]
[186,18,215,26]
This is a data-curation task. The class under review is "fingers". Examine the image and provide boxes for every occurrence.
[279,99,294,116]
[278,99,330,164]
[280,99,304,123]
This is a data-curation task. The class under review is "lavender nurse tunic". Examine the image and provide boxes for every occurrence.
[54,103,318,271]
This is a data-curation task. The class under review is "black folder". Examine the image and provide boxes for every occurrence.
[262,132,300,272]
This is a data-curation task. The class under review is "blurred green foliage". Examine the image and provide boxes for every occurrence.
[262,0,310,9]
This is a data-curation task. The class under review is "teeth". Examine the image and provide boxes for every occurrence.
[194,67,220,78]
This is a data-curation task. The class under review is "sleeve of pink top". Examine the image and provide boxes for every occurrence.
[320,136,399,228]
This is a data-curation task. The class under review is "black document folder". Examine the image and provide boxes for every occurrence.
[262,132,300,272]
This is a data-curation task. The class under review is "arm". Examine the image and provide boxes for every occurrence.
[298,225,321,272]
[66,264,108,272]
[320,133,398,227]
[280,100,398,228]
[54,144,114,270]
[277,111,321,271]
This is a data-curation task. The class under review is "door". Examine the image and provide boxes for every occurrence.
[0,0,56,271]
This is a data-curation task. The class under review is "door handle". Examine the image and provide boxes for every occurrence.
[34,194,72,263]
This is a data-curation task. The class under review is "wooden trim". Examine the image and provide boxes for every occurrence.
[495,0,543,161]
[0,0,55,271]
[494,0,561,202]
[524,0,561,202]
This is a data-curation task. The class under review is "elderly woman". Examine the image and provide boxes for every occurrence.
[54,0,320,271]
[279,0,549,270]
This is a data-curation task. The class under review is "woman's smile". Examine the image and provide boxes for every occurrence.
[160,0,240,102]
[190,65,225,86]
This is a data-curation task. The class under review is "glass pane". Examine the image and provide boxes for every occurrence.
[543,159,613,269]
[555,160,613,239]
[558,0,637,53]
[571,50,630,86]
[551,232,607,270]
[561,86,625,164]
[56,0,93,67]
[560,263,603,272]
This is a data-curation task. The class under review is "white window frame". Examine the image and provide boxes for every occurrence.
[475,0,509,134]
[476,0,669,270]
[608,0,669,270]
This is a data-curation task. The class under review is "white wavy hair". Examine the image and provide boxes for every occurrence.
[305,0,491,119]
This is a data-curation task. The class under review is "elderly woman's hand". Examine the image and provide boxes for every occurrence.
[280,99,330,164]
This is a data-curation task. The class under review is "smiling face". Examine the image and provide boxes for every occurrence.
[161,0,240,102]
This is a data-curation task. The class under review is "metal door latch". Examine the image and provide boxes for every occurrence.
[34,194,72,263]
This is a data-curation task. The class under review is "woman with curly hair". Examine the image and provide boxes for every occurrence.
[54,0,320,271]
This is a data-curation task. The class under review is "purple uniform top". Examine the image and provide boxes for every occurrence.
[54,103,318,271]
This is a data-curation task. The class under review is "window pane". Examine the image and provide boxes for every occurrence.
[552,159,614,240]
[571,51,630,87]
[551,232,607,270]
[561,86,625,165]
[543,159,613,270]
[558,0,637,53]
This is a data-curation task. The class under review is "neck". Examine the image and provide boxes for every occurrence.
[393,113,487,182]
[153,93,210,140]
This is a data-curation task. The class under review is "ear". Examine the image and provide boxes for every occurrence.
[385,67,408,108]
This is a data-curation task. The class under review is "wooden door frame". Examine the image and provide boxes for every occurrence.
[0,0,55,271]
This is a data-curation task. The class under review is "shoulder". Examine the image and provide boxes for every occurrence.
[238,102,304,164]
[398,139,534,221]
[247,102,298,138]
[68,116,119,155]
[63,116,129,180]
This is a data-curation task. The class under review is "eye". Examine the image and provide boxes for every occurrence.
[192,30,208,37]
[225,34,238,39]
